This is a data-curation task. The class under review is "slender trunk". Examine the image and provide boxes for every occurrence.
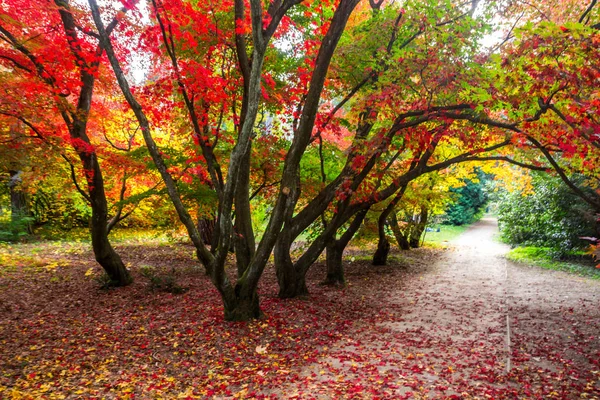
[274,231,309,298]
[234,148,255,277]
[324,209,367,285]
[389,213,410,250]
[86,154,132,286]
[90,208,131,285]
[372,235,390,265]
[372,212,391,265]
[233,0,255,278]
[409,206,428,248]
[372,186,406,265]
[72,73,131,286]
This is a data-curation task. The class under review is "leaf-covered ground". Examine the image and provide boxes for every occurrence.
[1,219,599,399]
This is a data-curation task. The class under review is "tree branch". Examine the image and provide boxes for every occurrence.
[0,54,32,72]
[462,156,550,171]
[580,0,598,24]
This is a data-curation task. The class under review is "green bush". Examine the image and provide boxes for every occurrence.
[507,246,600,279]
[497,174,597,257]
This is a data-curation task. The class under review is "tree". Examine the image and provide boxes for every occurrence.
[443,172,488,226]
[0,0,136,285]
[449,2,600,213]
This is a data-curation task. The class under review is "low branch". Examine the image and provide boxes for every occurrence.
[0,55,32,72]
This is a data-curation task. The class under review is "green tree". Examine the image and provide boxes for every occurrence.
[443,174,488,226]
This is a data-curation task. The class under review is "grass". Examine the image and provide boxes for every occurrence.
[422,224,470,246]
[33,226,177,244]
[506,246,600,280]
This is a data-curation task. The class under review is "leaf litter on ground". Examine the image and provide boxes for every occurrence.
[0,238,598,399]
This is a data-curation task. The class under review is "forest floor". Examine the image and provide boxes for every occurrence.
[0,218,599,399]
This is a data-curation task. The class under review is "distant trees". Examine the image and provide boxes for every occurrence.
[443,174,488,226]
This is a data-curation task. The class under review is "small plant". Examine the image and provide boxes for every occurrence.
[93,271,119,289]
[140,265,186,294]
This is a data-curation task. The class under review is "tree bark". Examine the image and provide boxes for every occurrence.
[409,206,429,248]
[85,151,132,286]
[324,241,345,286]
[389,213,411,250]
[323,209,367,286]
[372,184,407,265]
[274,226,309,298]
[372,235,390,266]
[57,1,132,286]
[222,288,262,321]
[90,210,131,285]
[234,148,256,277]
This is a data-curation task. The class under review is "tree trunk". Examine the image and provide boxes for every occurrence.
[274,235,309,298]
[409,206,429,248]
[323,209,367,286]
[91,213,131,286]
[372,237,390,265]
[324,241,345,286]
[87,158,132,286]
[372,185,407,264]
[222,289,262,321]
[279,272,309,299]
[390,213,411,250]
[372,206,392,265]
[234,148,255,277]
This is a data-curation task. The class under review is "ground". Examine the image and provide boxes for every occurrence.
[0,218,599,399]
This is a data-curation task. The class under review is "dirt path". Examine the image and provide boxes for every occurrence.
[286,217,600,398]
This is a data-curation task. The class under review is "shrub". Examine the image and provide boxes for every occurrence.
[496,173,597,257]
[140,265,186,294]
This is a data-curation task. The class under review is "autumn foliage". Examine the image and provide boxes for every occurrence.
[1,0,600,397]
[1,0,598,313]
